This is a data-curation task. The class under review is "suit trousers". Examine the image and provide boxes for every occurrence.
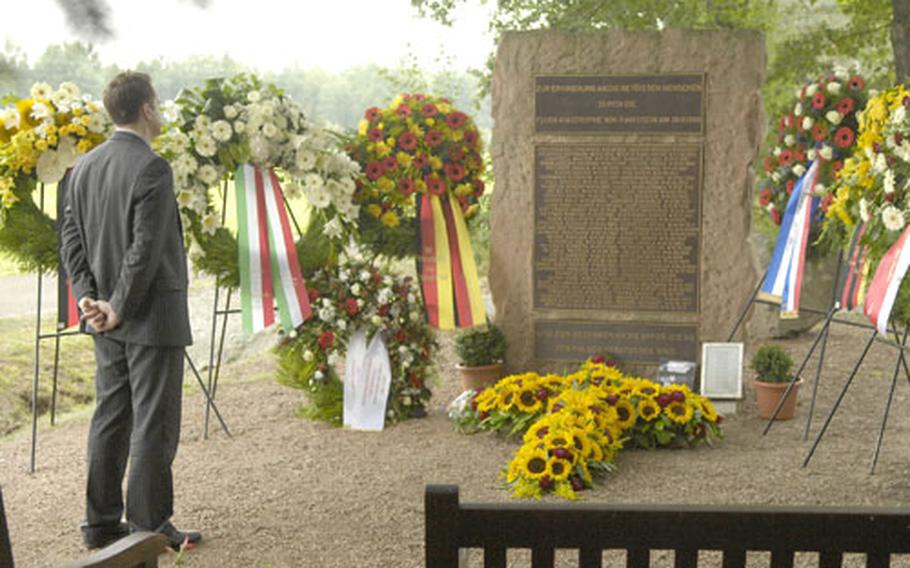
[84,335,184,532]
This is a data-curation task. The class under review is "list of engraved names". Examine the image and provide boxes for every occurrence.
[533,143,701,312]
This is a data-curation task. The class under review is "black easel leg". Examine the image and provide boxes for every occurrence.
[211,289,232,405]
[29,272,43,474]
[204,284,222,440]
[803,328,878,468]
[186,352,232,438]
[50,332,61,426]
[763,304,838,435]
[727,270,768,342]
[870,324,910,474]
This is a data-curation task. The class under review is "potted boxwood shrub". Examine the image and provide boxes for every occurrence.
[750,344,801,420]
[454,323,507,391]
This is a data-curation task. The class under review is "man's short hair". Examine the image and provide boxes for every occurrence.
[102,72,155,125]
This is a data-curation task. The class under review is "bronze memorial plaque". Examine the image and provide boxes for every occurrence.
[535,321,698,364]
[533,143,701,313]
[535,75,704,134]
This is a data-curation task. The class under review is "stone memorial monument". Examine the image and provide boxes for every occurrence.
[490,30,765,374]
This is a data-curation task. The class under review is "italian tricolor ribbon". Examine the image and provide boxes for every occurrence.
[235,164,312,335]
[864,224,910,335]
[416,193,486,330]
[758,160,820,319]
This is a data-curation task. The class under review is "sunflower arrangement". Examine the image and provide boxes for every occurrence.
[276,254,437,425]
[347,93,486,257]
[821,84,910,322]
[756,69,868,229]
[451,358,723,499]
[0,82,113,271]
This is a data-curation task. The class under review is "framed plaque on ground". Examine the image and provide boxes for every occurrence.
[700,342,743,399]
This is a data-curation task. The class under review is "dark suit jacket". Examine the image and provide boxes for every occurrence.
[61,130,193,347]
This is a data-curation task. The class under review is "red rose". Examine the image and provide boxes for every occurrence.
[318,330,335,350]
[445,111,467,130]
[536,426,549,439]
[308,288,320,303]
[553,447,572,460]
[378,304,390,317]
[424,129,444,148]
[764,156,776,173]
[368,127,383,142]
[397,178,415,196]
[478,411,489,421]
[794,149,806,163]
[409,373,424,389]
[758,187,772,207]
[398,131,418,151]
[656,393,672,408]
[670,391,686,402]
[570,477,585,492]
[535,389,549,401]
[812,124,828,142]
[421,103,438,117]
[538,476,554,491]
[837,97,855,115]
[448,146,465,162]
[896,132,904,146]
[396,103,412,118]
[849,75,865,91]
[785,179,796,196]
[425,175,446,196]
[778,150,794,167]
[771,206,782,226]
[591,354,606,364]
[366,161,384,181]
[471,179,485,197]
[364,107,381,122]
[812,92,826,110]
[463,130,478,146]
[395,328,407,343]
[835,127,855,148]
[443,162,465,182]
[383,155,398,172]
[344,298,359,316]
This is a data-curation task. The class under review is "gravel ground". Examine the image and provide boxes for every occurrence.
[4,311,910,567]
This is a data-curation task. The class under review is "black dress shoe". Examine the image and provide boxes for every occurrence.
[158,521,202,551]
[81,521,130,549]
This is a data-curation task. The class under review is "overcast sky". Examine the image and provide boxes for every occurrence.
[3,0,495,72]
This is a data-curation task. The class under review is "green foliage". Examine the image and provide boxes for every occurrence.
[276,336,344,427]
[750,344,795,383]
[353,207,418,261]
[454,322,507,366]
[0,189,58,273]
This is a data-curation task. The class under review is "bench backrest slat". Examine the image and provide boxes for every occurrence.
[426,485,910,568]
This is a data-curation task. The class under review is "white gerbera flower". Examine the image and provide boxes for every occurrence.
[58,82,80,99]
[0,108,20,130]
[805,84,818,97]
[892,106,907,125]
[794,102,803,117]
[802,116,814,131]
[322,217,343,239]
[30,82,52,100]
[295,149,317,171]
[30,102,52,121]
[262,122,279,139]
[792,164,806,177]
[87,113,107,134]
[223,105,238,120]
[882,205,906,232]
[173,154,198,177]
[176,190,195,208]
[885,170,896,194]
[247,90,261,103]
[859,198,871,223]
[351,283,362,297]
[196,164,219,186]
[210,120,232,142]
[807,148,817,161]
[784,134,795,147]
[873,152,888,174]
[335,319,347,331]
[303,350,314,362]
[826,81,842,95]
[234,121,246,135]
[195,136,217,158]
[825,111,843,125]
[819,145,833,161]
[773,147,782,157]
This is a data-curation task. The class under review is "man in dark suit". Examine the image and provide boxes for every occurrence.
[61,71,201,551]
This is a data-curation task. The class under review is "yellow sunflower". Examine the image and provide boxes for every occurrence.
[613,400,637,430]
[633,382,660,398]
[516,448,549,480]
[515,388,543,414]
[496,387,517,412]
[546,457,572,481]
[665,401,694,424]
[638,398,660,422]
[697,398,719,423]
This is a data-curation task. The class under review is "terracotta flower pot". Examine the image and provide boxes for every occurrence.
[754,379,802,420]
[456,362,505,391]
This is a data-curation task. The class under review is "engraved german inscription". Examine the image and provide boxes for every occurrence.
[535,75,704,134]
[535,320,698,364]
[533,143,701,312]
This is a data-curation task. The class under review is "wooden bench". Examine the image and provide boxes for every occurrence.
[1,485,167,568]
[425,485,910,568]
